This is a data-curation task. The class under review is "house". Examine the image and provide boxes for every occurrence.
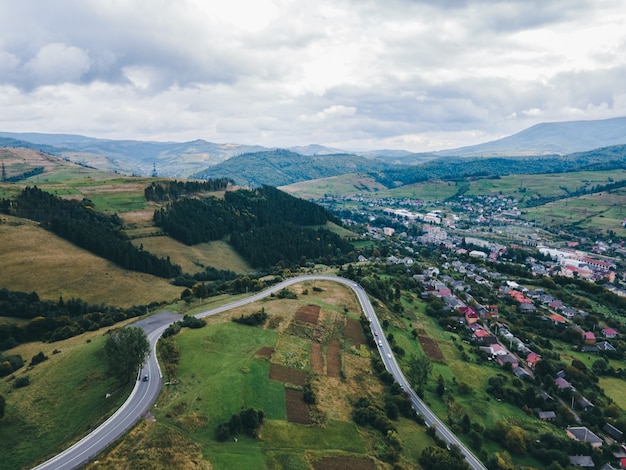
[514,367,531,380]
[603,423,624,441]
[621,457,626,469]
[555,377,575,390]
[519,302,537,313]
[567,426,603,448]
[461,307,479,325]
[597,341,616,352]
[568,455,595,468]
[536,410,556,421]
[480,343,507,357]
[582,331,596,344]
[549,313,567,324]
[485,304,499,320]
[526,352,541,369]
[603,328,619,338]
[473,329,491,341]
[575,395,594,411]
[497,353,519,369]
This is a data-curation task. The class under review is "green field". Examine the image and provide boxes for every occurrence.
[0,331,133,470]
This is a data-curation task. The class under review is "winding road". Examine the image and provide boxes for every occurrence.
[34,275,485,470]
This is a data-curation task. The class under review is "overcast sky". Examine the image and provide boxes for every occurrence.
[0,0,625,152]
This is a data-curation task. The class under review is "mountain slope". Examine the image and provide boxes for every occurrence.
[0,132,267,178]
[436,116,626,157]
[190,149,395,187]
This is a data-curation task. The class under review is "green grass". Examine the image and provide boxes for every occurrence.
[203,435,267,470]
[599,377,626,410]
[0,333,132,470]
[396,417,436,460]
[156,323,283,429]
[260,420,366,452]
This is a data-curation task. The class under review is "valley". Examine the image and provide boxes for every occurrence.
[2,126,626,469]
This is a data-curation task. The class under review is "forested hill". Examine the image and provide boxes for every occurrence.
[375,144,626,186]
[154,186,353,268]
[191,149,395,187]
[0,187,181,278]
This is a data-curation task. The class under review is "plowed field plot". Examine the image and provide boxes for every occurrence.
[310,342,324,373]
[295,304,321,324]
[255,346,274,359]
[326,339,341,377]
[269,363,307,386]
[312,456,376,470]
[418,335,444,361]
[285,388,311,424]
[344,318,366,347]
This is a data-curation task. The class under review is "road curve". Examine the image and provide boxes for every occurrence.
[34,275,485,470]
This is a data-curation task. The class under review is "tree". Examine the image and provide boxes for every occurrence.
[419,445,470,470]
[504,426,527,455]
[0,394,5,419]
[407,353,432,392]
[105,327,150,384]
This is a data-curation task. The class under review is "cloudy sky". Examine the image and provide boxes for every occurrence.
[0,0,625,152]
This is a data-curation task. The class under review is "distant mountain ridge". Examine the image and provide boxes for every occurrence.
[2,115,625,177]
[436,116,626,157]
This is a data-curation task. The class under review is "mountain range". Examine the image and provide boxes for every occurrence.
[1,116,625,182]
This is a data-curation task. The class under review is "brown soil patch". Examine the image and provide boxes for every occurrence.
[310,342,324,374]
[344,317,366,347]
[295,304,321,324]
[418,335,445,361]
[312,456,376,470]
[285,388,311,424]
[255,346,274,359]
[269,363,307,386]
[78,182,148,195]
[119,210,155,227]
[326,339,341,378]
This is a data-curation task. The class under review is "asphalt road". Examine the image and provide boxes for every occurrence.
[34,274,485,470]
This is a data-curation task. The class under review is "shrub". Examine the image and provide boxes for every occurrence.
[14,376,30,388]
[30,351,48,366]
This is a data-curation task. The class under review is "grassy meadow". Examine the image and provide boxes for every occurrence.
[0,328,135,470]
[0,214,183,307]
[88,281,437,469]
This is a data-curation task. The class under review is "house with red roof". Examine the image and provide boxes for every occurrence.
[526,352,541,369]
[603,328,618,339]
[582,331,596,345]
[459,306,479,325]
[550,313,566,324]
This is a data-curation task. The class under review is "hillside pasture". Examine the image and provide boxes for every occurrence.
[0,215,182,307]
[468,170,626,200]
[131,236,252,274]
[523,189,626,234]
[280,173,387,199]
[0,329,134,470]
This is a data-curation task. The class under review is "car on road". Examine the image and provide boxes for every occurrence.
[378,340,383,347]
[142,375,149,382]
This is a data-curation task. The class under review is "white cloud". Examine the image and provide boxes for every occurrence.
[24,43,91,86]
[0,0,624,151]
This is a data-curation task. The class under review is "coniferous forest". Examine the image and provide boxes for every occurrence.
[1,186,181,278]
[153,185,352,267]
[144,178,232,202]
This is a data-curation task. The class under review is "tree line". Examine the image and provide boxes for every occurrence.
[375,145,626,187]
[0,287,161,350]
[1,186,181,278]
[144,178,232,202]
